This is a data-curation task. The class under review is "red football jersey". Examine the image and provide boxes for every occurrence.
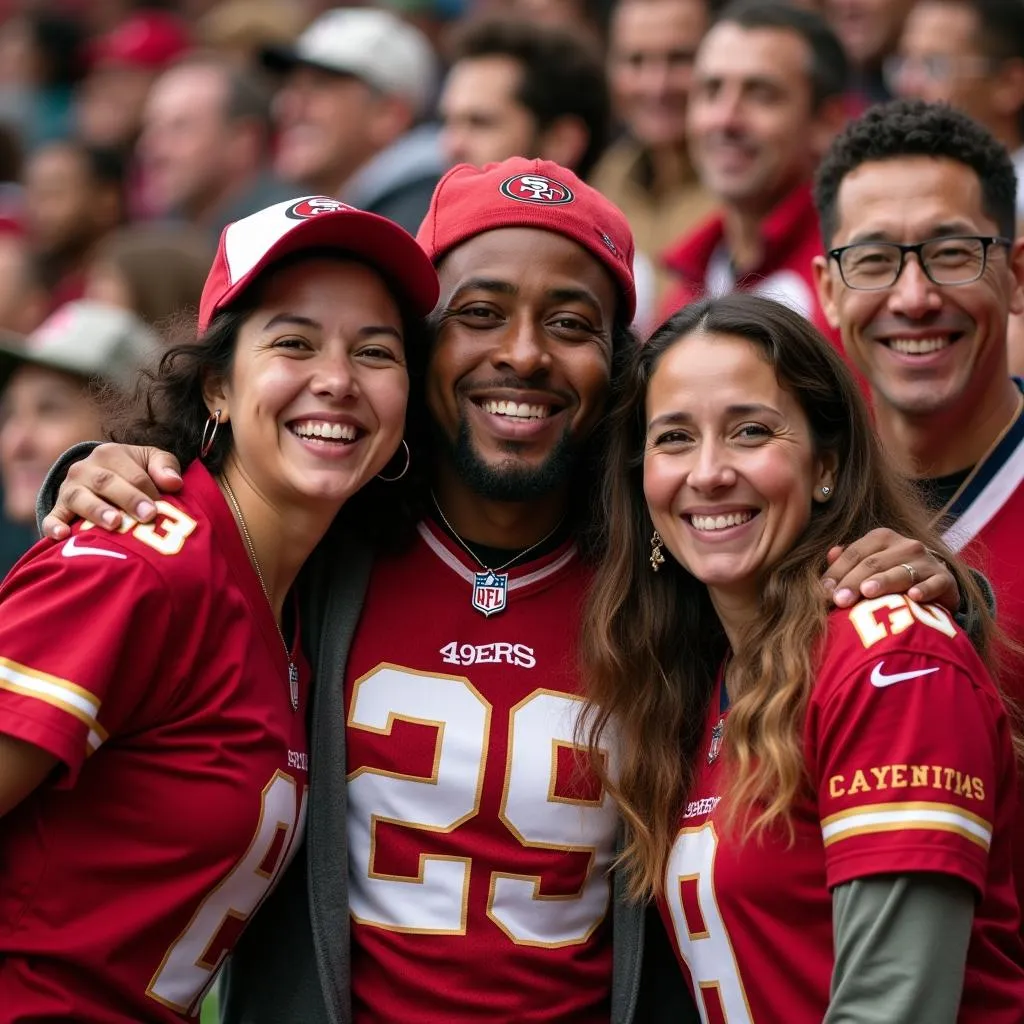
[940,383,1024,924]
[0,461,309,1022]
[659,596,1024,1024]
[345,520,618,1022]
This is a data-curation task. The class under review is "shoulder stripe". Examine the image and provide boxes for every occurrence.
[821,801,991,851]
[0,657,107,752]
[416,521,578,590]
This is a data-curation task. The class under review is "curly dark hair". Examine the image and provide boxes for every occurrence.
[448,16,610,178]
[104,249,431,550]
[814,99,1018,245]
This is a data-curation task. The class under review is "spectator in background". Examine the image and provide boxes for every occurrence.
[0,301,160,571]
[0,234,48,337]
[0,11,84,150]
[22,140,125,311]
[263,8,444,234]
[813,99,1024,923]
[138,54,296,238]
[890,0,1024,220]
[440,17,609,177]
[660,1,847,339]
[824,0,914,103]
[197,0,308,71]
[75,9,192,154]
[592,0,716,305]
[83,224,214,331]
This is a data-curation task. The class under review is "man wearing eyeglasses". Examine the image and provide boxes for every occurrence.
[813,98,1024,933]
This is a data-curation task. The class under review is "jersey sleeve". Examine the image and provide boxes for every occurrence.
[0,530,174,783]
[806,598,1008,897]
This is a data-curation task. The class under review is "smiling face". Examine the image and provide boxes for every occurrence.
[643,330,833,619]
[814,155,1023,418]
[428,227,617,501]
[0,365,105,526]
[687,22,822,212]
[212,258,409,513]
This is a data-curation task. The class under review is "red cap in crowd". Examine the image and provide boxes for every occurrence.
[89,11,192,70]
[417,158,637,321]
[199,196,440,334]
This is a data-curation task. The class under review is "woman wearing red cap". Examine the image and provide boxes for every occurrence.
[0,196,438,1022]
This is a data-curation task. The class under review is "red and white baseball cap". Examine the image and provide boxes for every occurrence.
[416,158,636,321]
[199,196,440,333]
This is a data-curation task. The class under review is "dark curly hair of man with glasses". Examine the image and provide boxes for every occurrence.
[814,99,1017,246]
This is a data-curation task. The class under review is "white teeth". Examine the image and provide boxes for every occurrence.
[481,400,552,419]
[889,336,949,355]
[292,420,357,441]
[689,511,755,532]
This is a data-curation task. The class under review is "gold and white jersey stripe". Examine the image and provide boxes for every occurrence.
[0,656,107,754]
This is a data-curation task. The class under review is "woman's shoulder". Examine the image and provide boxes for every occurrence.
[816,595,989,700]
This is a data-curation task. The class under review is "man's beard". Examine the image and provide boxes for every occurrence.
[441,418,581,502]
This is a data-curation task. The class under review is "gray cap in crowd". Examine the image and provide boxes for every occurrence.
[261,7,438,118]
[0,301,163,395]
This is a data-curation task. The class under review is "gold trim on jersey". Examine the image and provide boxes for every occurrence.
[0,656,107,753]
[821,800,992,851]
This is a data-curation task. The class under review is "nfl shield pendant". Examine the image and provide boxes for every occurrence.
[472,570,509,616]
[707,717,724,764]
[288,662,299,711]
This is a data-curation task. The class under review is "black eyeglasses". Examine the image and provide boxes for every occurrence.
[828,235,1012,291]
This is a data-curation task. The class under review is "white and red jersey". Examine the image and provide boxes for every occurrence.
[660,597,1024,1024]
[940,377,1024,921]
[0,461,309,1023]
[345,519,618,1023]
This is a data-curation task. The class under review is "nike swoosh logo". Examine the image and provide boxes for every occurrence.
[870,661,940,688]
[62,535,127,560]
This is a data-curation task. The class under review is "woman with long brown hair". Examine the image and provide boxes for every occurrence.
[582,293,1024,1022]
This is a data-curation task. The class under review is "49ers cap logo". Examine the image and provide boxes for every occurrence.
[499,174,574,206]
[285,197,353,220]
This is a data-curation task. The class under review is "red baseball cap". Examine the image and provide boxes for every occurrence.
[90,11,191,71]
[199,196,441,334]
[416,158,636,321]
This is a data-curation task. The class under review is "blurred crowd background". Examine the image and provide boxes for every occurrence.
[1,0,1023,574]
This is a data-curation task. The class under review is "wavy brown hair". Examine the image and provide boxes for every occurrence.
[580,293,1005,900]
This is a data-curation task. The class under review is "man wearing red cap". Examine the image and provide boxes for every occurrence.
[39,159,959,1024]
[76,10,192,154]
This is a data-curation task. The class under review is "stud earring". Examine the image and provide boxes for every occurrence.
[821,486,831,496]
[649,529,665,572]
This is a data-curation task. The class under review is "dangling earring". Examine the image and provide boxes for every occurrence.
[649,529,665,572]
[377,439,410,482]
[200,409,222,458]
[821,485,831,497]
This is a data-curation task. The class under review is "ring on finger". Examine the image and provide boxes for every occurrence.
[900,562,918,585]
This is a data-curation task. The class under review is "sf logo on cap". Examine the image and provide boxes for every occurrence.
[499,174,574,205]
[286,197,353,220]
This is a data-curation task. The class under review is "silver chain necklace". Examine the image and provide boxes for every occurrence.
[430,491,566,617]
[221,476,299,710]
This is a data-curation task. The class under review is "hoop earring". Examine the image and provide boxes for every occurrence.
[377,439,410,482]
[200,409,222,458]
[649,529,665,572]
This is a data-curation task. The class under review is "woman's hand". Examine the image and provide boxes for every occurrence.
[823,529,959,612]
[41,444,184,540]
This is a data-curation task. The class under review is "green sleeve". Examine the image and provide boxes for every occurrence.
[826,873,974,1024]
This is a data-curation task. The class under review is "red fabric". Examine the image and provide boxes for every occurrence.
[199,196,438,333]
[659,600,1024,1023]
[659,182,836,340]
[345,520,616,1023]
[417,158,637,320]
[88,11,191,71]
[0,462,310,1021]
